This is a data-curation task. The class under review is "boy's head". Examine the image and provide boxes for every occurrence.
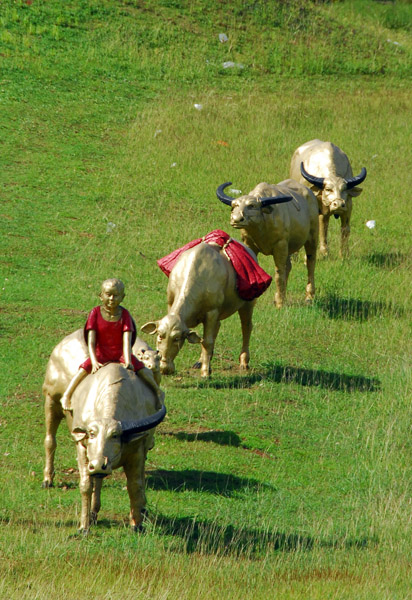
[99,278,125,308]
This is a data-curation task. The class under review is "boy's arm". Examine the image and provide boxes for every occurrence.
[123,331,133,369]
[88,330,102,373]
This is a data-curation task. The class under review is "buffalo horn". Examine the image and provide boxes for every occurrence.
[218,182,292,207]
[121,404,166,442]
[216,182,234,206]
[260,194,293,207]
[345,167,367,189]
[300,162,325,189]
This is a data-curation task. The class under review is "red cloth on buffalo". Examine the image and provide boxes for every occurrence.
[157,229,272,301]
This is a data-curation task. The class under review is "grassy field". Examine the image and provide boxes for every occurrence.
[1,0,412,598]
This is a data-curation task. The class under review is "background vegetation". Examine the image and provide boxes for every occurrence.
[0,0,411,598]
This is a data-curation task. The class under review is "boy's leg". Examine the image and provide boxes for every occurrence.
[138,367,164,409]
[61,369,88,411]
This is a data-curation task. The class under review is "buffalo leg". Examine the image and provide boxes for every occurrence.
[339,210,351,259]
[199,310,220,377]
[238,302,254,370]
[285,255,292,286]
[42,393,64,488]
[272,240,289,308]
[91,476,103,524]
[193,321,220,377]
[304,239,317,303]
[123,445,146,531]
[319,213,330,257]
[77,443,92,533]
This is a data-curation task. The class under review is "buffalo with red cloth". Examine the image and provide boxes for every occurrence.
[141,231,272,378]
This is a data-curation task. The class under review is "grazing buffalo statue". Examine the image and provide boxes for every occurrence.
[290,139,367,258]
[217,180,319,308]
[135,346,162,386]
[141,237,263,378]
[42,330,166,532]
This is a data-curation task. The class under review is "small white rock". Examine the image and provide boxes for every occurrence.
[223,61,244,69]
[219,33,228,43]
[194,104,203,111]
[366,220,376,229]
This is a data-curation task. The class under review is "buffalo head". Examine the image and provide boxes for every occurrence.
[300,163,367,215]
[216,182,293,228]
[141,316,201,375]
[72,406,167,476]
[72,418,123,477]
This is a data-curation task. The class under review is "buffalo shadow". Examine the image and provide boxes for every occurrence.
[189,362,380,393]
[0,515,374,556]
[315,293,404,321]
[365,251,409,270]
[149,513,373,556]
[146,468,274,497]
[162,429,242,448]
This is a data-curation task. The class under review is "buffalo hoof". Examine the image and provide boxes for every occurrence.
[131,507,148,532]
[41,480,53,489]
[77,528,90,536]
[192,361,202,369]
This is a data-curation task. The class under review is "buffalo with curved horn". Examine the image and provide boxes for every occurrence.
[300,163,367,192]
[290,139,367,257]
[216,179,319,308]
[42,329,166,532]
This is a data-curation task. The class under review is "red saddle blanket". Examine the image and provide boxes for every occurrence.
[157,229,272,301]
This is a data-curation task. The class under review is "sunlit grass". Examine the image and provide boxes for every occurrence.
[1,0,412,598]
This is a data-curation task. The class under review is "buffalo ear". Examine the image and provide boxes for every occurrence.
[186,331,202,344]
[72,427,87,442]
[141,322,158,335]
[348,186,363,197]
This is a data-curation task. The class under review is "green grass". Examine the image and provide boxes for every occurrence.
[1,0,412,598]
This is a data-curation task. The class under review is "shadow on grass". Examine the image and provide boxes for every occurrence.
[152,514,373,556]
[315,292,404,321]
[365,251,409,270]
[163,429,242,447]
[189,362,380,392]
[146,468,274,496]
[0,514,375,556]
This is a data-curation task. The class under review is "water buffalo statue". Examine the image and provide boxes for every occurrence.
[290,139,367,258]
[42,329,166,532]
[135,346,162,386]
[216,180,319,308]
[141,231,273,378]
